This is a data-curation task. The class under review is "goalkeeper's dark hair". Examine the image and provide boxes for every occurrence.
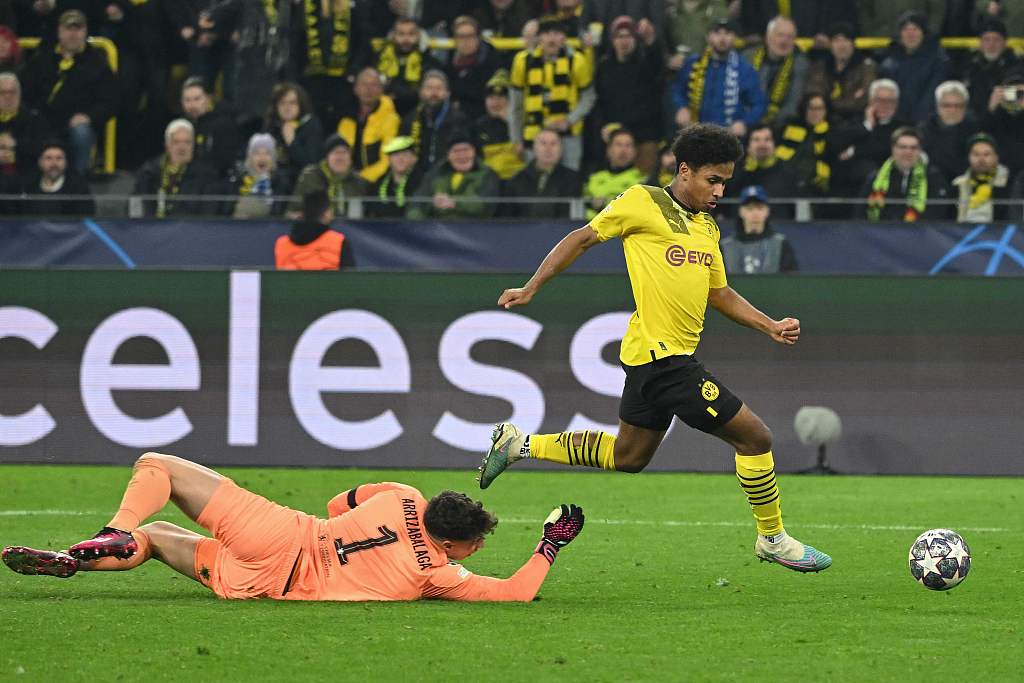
[671,123,743,172]
[424,490,498,541]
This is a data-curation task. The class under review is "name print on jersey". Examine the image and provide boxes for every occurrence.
[402,498,433,570]
[665,244,714,267]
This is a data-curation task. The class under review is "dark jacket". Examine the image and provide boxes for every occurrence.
[729,158,799,219]
[0,106,51,174]
[444,41,503,122]
[981,106,1024,175]
[366,168,425,218]
[399,101,469,176]
[133,155,220,217]
[20,44,118,130]
[266,114,325,186]
[963,48,1021,121]
[920,114,980,183]
[503,162,582,219]
[192,106,243,175]
[877,35,949,124]
[595,44,665,143]
[859,161,950,221]
[22,170,95,217]
[805,51,877,126]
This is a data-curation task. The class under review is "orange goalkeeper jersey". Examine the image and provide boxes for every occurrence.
[280,483,551,602]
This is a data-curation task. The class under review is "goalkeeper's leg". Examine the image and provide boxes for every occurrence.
[716,405,832,573]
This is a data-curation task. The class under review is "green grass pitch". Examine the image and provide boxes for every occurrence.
[1,464,1021,682]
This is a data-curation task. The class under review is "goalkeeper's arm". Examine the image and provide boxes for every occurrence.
[421,504,585,602]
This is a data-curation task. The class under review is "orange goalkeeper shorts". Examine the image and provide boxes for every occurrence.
[194,478,313,600]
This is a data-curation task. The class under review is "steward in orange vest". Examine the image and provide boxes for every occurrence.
[275,189,345,270]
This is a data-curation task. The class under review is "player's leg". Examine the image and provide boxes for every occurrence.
[714,404,832,572]
[74,522,203,580]
[68,452,223,561]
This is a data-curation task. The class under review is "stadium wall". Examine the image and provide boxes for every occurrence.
[1,271,1022,475]
[2,219,1024,274]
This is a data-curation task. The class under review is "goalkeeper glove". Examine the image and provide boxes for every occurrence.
[534,504,585,565]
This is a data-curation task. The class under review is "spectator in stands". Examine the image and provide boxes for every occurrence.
[264,82,324,190]
[583,1,665,47]
[921,81,979,184]
[503,127,581,218]
[863,126,949,222]
[742,15,808,126]
[21,141,94,216]
[20,10,117,176]
[180,76,242,176]
[509,16,595,171]
[857,1,946,38]
[0,72,49,175]
[337,66,400,184]
[291,0,373,129]
[963,18,1020,122]
[0,24,22,69]
[407,131,500,219]
[775,93,834,204]
[665,1,729,72]
[377,17,441,118]
[288,134,371,219]
[223,133,290,219]
[720,185,798,274]
[471,0,537,39]
[671,19,766,138]
[738,1,857,46]
[12,0,61,40]
[365,135,422,218]
[473,69,525,181]
[805,22,877,127]
[444,15,503,123]
[583,127,645,219]
[730,124,798,218]
[953,133,1012,222]
[595,15,663,177]
[877,11,948,125]
[275,189,345,270]
[399,70,468,176]
[976,0,1024,39]
[831,79,909,200]
[522,0,590,46]
[134,119,218,218]
[982,70,1024,176]
[647,142,677,188]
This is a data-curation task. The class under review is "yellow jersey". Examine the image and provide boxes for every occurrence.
[589,184,727,366]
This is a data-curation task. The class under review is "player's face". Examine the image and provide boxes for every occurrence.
[969,142,998,174]
[181,86,211,120]
[166,129,194,165]
[444,536,485,561]
[394,21,419,52]
[679,161,733,211]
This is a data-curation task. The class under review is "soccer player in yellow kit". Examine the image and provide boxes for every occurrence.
[478,123,831,573]
[3,452,584,601]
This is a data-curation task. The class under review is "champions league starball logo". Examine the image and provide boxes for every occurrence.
[665,245,713,267]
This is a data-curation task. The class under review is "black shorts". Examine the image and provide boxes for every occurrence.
[618,355,743,433]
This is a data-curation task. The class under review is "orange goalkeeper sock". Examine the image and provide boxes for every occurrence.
[107,458,171,532]
[81,528,152,571]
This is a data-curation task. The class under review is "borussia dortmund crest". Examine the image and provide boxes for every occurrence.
[701,380,720,401]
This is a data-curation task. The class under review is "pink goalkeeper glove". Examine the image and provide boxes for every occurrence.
[535,504,585,564]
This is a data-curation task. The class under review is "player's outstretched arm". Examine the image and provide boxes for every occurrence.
[498,226,601,309]
[707,286,800,345]
[422,504,585,602]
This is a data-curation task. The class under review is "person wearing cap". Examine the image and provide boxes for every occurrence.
[670,19,766,137]
[180,76,243,176]
[964,18,1020,121]
[223,133,291,219]
[742,15,809,126]
[503,128,581,218]
[365,135,422,219]
[595,15,664,177]
[805,22,878,127]
[20,9,117,176]
[509,14,595,171]
[953,133,1012,222]
[876,10,949,124]
[583,127,645,219]
[21,140,95,217]
[473,69,525,181]
[133,119,219,218]
[407,131,500,219]
[444,15,504,124]
[336,66,400,185]
[287,134,371,218]
[720,185,797,275]
[921,81,979,184]
[275,189,346,270]
[377,17,442,118]
[862,126,949,222]
[399,69,469,176]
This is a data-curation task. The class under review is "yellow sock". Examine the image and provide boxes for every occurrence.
[530,431,617,470]
[735,452,784,536]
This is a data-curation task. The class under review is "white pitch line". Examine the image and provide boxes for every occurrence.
[0,510,1010,534]
[504,518,1011,533]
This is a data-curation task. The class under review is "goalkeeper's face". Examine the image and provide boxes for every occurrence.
[443,536,486,561]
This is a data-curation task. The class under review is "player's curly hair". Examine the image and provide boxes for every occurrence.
[671,123,743,172]
[423,491,498,541]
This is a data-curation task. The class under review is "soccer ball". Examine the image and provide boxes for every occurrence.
[908,529,971,591]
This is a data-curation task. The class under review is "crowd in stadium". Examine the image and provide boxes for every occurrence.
[3,0,1024,224]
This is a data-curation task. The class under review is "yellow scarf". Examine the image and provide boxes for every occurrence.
[48,47,78,104]
[751,46,794,123]
[522,47,578,140]
[968,172,994,209]
[378,43,422,85]
[687,47,712,121]
[304,0,351,77]
[157,156,186,218]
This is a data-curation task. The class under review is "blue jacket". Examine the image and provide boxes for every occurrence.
[671,51,766,127]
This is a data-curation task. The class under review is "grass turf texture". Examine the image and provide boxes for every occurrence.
[1,465,1021,682]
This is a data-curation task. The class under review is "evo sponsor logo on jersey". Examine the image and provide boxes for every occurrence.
[665,244,713,267]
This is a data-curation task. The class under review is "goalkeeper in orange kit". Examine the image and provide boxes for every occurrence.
[3,452,584,602]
